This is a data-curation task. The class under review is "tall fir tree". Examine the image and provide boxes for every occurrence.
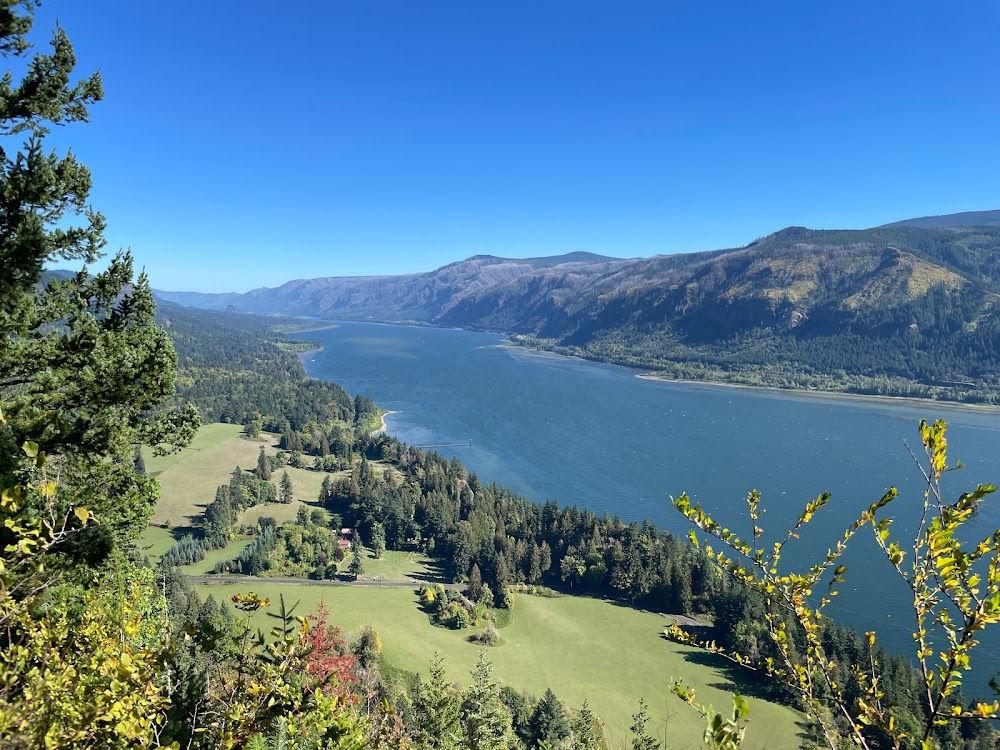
[0,1,197,567]
[133,449,146,476]
[370,521,386,559]
[412,653,463,750]
[255,445,271,480]
[629,699,660,750]
[570,700,601,750]
[348,533,364,578]
[279,470,293,504]
[461,653,515,750]
[530,688,570,747]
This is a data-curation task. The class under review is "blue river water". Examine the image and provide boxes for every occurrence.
[292,320,1000,691]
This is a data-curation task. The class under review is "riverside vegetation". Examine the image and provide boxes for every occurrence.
[2,3,1000,749]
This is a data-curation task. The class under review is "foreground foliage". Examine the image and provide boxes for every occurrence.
[670,420,1000,749]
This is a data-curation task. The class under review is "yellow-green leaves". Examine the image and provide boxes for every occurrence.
[669,419,1000,750]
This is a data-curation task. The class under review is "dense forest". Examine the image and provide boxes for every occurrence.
[159,301,383,435]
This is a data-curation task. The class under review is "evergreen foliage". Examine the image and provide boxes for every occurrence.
[461,653,516,750]
[412,653,463,750]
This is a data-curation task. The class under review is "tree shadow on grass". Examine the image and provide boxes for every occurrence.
[169,525,202,540]
[667,640,816,745]
[411,558,452,584]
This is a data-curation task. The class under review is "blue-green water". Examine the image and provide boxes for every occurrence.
[293,321,1000,689]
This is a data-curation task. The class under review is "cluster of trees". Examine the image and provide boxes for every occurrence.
[161,297,387,458]
[409,654,603,750]
[160,532,225,568]
[329,438,724,616]
[202,464,291,545]
[212,524,278,576]
[419,582,500,631]
[269,514,345,578]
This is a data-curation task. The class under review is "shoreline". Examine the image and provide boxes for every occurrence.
[280,321,341,335]
[635,373,1000,414]
[286,316,1000,415]
[371,410,397,437]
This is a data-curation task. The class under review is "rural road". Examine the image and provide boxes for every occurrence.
[188,575,465,590]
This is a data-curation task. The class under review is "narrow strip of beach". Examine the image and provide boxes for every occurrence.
[635,373,1000,414]
[371,410,398,437]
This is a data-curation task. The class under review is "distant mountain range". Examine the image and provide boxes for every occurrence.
[155,210,1000,402]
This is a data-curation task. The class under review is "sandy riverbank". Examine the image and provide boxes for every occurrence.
[371,410,398,437]
[635,373,1000,414]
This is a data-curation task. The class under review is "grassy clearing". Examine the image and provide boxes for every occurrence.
[148,424,359,530]
[195,583,803,750]
[138,525,176,561]
[180,539,254,575]
[149,426,271,527]
[352,550,448,584]
[144,423,244,478]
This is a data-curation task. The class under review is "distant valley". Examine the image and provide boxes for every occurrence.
[157,210,1000,402]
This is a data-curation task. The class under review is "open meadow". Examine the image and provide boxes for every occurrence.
[196,581,804,750]
[141,424,354,563]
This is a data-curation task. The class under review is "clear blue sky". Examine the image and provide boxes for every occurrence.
[35,1,1000,292]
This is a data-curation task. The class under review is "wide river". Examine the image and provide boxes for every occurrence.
[293,320,1000,691]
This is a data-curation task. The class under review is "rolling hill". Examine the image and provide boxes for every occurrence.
[155,211,1000,402]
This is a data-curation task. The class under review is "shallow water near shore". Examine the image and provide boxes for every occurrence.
[293,320,1000,690]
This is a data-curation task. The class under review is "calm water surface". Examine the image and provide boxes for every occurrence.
[293,321,1000,689]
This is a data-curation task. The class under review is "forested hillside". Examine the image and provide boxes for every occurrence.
[158,220,1000,402]
[157,301,386,433]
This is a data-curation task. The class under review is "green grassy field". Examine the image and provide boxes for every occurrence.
[138,525,176,560]
[351,549,446,583]
[148,424,263,527]
[147,425,349,531]
[195,582,804,750]
[144,423,244,477]
[144,424,396,570]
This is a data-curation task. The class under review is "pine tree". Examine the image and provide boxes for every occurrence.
[319,474,332,503]
[461,653,515,750]
[530,688,569,747]
[348,534,364,579]
[133,449,146,476]
[570,700,601,750]
[279,471,293,504]
[468,563,484,601]
[371,521,386,559]
[0,5,197,557]
[412,653,462,750]
[255,445,272,480]
[629,699,660,750]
